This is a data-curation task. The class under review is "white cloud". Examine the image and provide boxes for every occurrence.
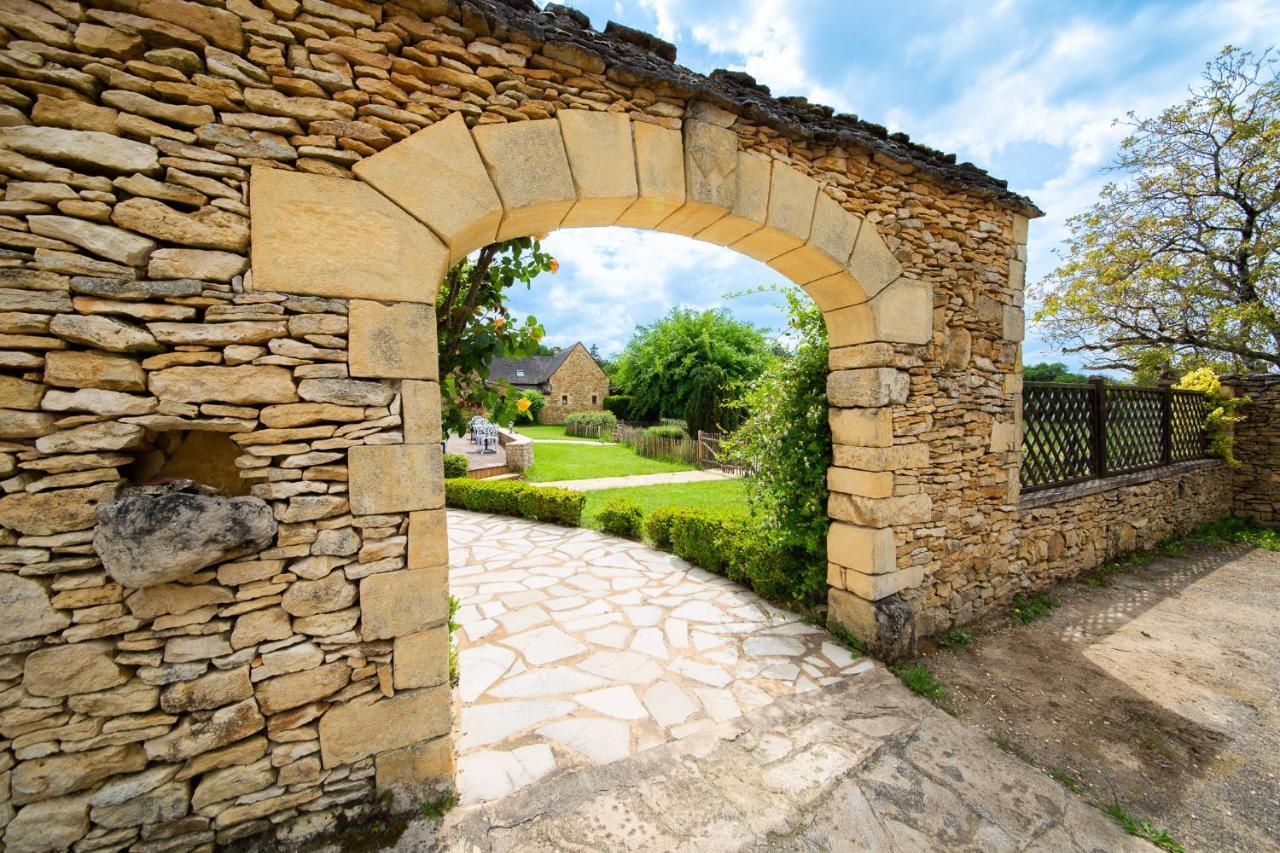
[508,227,787,355]
[637,0,849,109]
[544,0,1280,367]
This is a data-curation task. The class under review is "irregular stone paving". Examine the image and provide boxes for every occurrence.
[447,510,873,804]
[405,667,1148,851]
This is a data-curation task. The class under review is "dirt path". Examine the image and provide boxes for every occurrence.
[923,544,1280,852]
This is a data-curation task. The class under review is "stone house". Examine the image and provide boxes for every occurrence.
[488,343,609,424]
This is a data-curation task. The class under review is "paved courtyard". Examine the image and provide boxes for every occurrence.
[447,510,874,803]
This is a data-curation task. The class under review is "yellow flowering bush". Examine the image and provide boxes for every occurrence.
[1174,368,1249,466]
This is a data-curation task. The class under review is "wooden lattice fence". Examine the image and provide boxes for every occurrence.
[1021,378,1210,491]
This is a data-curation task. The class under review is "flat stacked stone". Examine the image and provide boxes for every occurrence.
[0,0,1252,848]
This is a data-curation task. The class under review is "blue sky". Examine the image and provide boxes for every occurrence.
[507,0,1280,365]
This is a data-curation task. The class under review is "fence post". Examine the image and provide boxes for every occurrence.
[1160,381,1173,465]
[1089,376,1108,478]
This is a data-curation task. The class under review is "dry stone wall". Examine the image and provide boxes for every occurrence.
[1230,374,1280,526]
[990,462,1232,623]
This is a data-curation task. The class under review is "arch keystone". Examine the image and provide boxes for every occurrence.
[616,122,684,228]
[558,111,638,228]
[249,168,446,304]
[471,119,576,240]
[695,149,771,246]
[657,119,736,236]
[769,193,860,284]
[732,161,818,262]
[353,112,502,264]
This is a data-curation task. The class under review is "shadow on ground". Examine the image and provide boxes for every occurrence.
[925,543,1280,852]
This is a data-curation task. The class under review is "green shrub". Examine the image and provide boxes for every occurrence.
[444,478,525,515]
[644,424,686,440]
[597,497,643,538]
[516,485,584,526]
[603,394,632,419]
[445,478,583,526]
[644,506,681,548]
[564,410,617,438]
[665,508,755,582]
[442,453,469,479]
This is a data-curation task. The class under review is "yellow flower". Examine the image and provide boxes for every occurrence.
[494,317,505,328]
[516,398,531,413]
[549,258,560,273]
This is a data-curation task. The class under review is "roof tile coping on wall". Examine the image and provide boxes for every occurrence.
[473,0,1043,217]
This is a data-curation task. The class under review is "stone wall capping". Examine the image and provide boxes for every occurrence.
[1017,459,1224,510]
[466,1,1042,216]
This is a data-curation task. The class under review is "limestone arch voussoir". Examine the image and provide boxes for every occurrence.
[615,121,685,229]
[654,118,737,237]
[557,110,639,229]
[353,112,502,265]
[471,118,577,242]
[249,167,447,305]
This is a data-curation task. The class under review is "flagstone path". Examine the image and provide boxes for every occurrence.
[447,510,874,804]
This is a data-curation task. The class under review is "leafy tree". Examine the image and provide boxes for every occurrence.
[612,307,773,434]
[1023,362,1090,383]
[1035,46,1280,374]
[723,288,830,604]
[436,238,554,435]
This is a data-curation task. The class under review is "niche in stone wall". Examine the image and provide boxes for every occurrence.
[126,430,250,497]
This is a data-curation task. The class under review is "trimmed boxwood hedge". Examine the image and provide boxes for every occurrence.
[445,478,583,527]
[597,497,643,539]
[443,453,469,479]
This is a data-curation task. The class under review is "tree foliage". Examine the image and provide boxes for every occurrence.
[1023,361,1090,383]
[1034,46,1280,374]
[436,238,555,435]
[723,288,830,604]
[612,307,773,434]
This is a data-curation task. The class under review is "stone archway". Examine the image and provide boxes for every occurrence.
[250,108,932,659]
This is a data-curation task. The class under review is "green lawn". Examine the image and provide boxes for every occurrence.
[510,424,610,443]
[581,479,750,529]
[525,442,694,482]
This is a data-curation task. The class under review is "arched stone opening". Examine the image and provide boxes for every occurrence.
[250,108,933,659]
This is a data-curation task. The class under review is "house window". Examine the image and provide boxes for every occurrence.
[591,394,598,404]
[561,395,568,404]
[516,369,524,378]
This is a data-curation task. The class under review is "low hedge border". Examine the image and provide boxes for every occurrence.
[448,484,812,610]
[445,478,584,527]
[564,410,617,438]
